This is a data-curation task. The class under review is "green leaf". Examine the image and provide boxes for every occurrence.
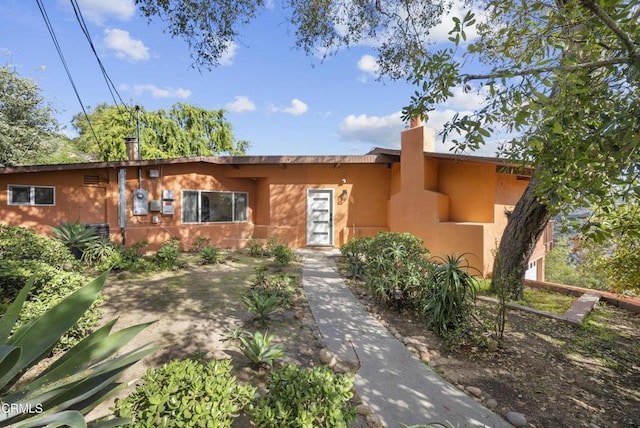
[552,121,563,135]
[0,276,35,342]
[15,409,87,428]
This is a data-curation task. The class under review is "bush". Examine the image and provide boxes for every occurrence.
[200,245,220,264]
[250,364,356,428]
[272,244,295,268]
[113,358,256,428]
[243,290,284,323]
[191,235,211,252]
[0,271,155,427]
[248,239,267,257]
[153,239,180,269]
[82,237,116,266]
[0,224,78,270]
[342,232,433,305]
[0,260,102,352]
[422,254,479,337]
[238,331,286,367]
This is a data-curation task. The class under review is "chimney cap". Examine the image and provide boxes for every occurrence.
[409,115,423,128]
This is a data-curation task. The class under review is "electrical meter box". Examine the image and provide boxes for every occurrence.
[162,190,175,215]
[132,189,148,215]
[149,200,162,212]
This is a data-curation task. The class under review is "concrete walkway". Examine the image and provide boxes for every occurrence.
[300,250,511,428]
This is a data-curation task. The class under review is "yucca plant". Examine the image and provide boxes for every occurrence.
[422,253,480,336]
[238,331,286,367]
[50,221,99,259]
[0,271,158,427]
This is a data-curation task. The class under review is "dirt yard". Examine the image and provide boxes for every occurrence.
[89,251,640,427]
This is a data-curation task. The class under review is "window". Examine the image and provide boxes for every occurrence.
[8,185,55,206]
[181,190,248,223]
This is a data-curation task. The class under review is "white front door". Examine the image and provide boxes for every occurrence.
[306,189,333,246]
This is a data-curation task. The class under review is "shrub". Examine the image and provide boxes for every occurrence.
[272,244,295,268]
[50,220,99,259]
[113,358,256,428]
[192,235,211,252]
[0,271,155,426]
[153,239,180,269]
[248,239,267,257]
[342,233,433,306]
[0,224,78,270]
[200,245,220,264]
[238,331,286,367]
[243,290,283,323]
[131,239,149,257]
[250,364,356,428]
[0,259,102,352]
[422,254,479,337]
[82,236,116,266]
[265,237,281,256]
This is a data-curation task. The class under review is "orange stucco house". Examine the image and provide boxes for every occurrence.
[0,122,551,279]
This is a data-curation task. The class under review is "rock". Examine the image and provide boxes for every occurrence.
[485,398,498,410]
[403,336,414,345]
[366,413,384,428]
[414,343,430,362]
[487,338,499,352]
[298,346,314,356]
[506,411,528,427]
[467,386,483,398]
[387,326,399,337]
[295,310,305,319]
[355,404,373,416]
[117,271,132,280]
[319,348,337,367]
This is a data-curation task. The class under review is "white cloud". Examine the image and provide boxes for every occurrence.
[338,112,404,147]
[428,0,483,43]
[357,54,379,76]
[70,0,135,25]
[104,28,149,61]
[265,0,275,10]
[119,83,191,99]
[226,96,256,113]
[269,99,309,116]
[219,42,238,66]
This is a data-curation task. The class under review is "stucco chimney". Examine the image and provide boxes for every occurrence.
[400,119,435,191]
[125,137,138,161]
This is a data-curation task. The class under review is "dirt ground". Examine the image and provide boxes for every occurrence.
[89,252,367,426]
[341,271,640,428]
[88,251,640,427]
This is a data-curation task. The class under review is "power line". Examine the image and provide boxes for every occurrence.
[35,0,101,146]
[69,0,133,125]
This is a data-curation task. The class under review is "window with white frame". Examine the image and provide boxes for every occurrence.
[8,185,55,206]
[181,190,248,223]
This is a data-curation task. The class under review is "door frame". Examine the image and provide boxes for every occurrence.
[306,188,334,247]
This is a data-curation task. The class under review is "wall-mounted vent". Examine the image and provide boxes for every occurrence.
[83,175,101,185]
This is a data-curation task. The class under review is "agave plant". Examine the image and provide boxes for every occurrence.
[0,271,158,427]
[242,290,283,324]
[238,331,286,367]
[50,221,100,259]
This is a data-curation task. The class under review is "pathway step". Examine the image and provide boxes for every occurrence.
[561,293,600,325]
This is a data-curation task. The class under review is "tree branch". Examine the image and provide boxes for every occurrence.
[463,57,631,81]
[578,0,638,58]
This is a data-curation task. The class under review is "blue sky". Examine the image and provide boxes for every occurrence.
[0,0,490,156]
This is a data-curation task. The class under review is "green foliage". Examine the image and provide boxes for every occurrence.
[0,271,156,426]
[243,290,283,323]
[50,221,99,258]
[265,238,281,257]
[192,235,211,252]
[248,239,267,257]
[342,233,433,305]
[272,244,295,268]
[0,225,78,270]
[153,239,181,269]
[250,364,356,428]
[238,331,286,367]
[82,237,117,266]
[422,254,479,337]
[0,259,102,352]
[113,358,256,428]
[200,245,220,264]
[0,65,58,166]
[72,102,250,161]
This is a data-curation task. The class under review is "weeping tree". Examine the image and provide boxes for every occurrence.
[132,0,640,297]
[72,102,249,161]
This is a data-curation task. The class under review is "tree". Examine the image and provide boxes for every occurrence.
[0,66,59,166]
[72,102,250,161]
[132,0,640,296]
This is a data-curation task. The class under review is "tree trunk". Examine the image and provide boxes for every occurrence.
[491,170,551,299]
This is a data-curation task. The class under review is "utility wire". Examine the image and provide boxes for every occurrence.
[69,0,134,126]
[35,0,101,146]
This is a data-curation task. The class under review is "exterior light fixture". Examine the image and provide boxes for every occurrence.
[393,288,403,311]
